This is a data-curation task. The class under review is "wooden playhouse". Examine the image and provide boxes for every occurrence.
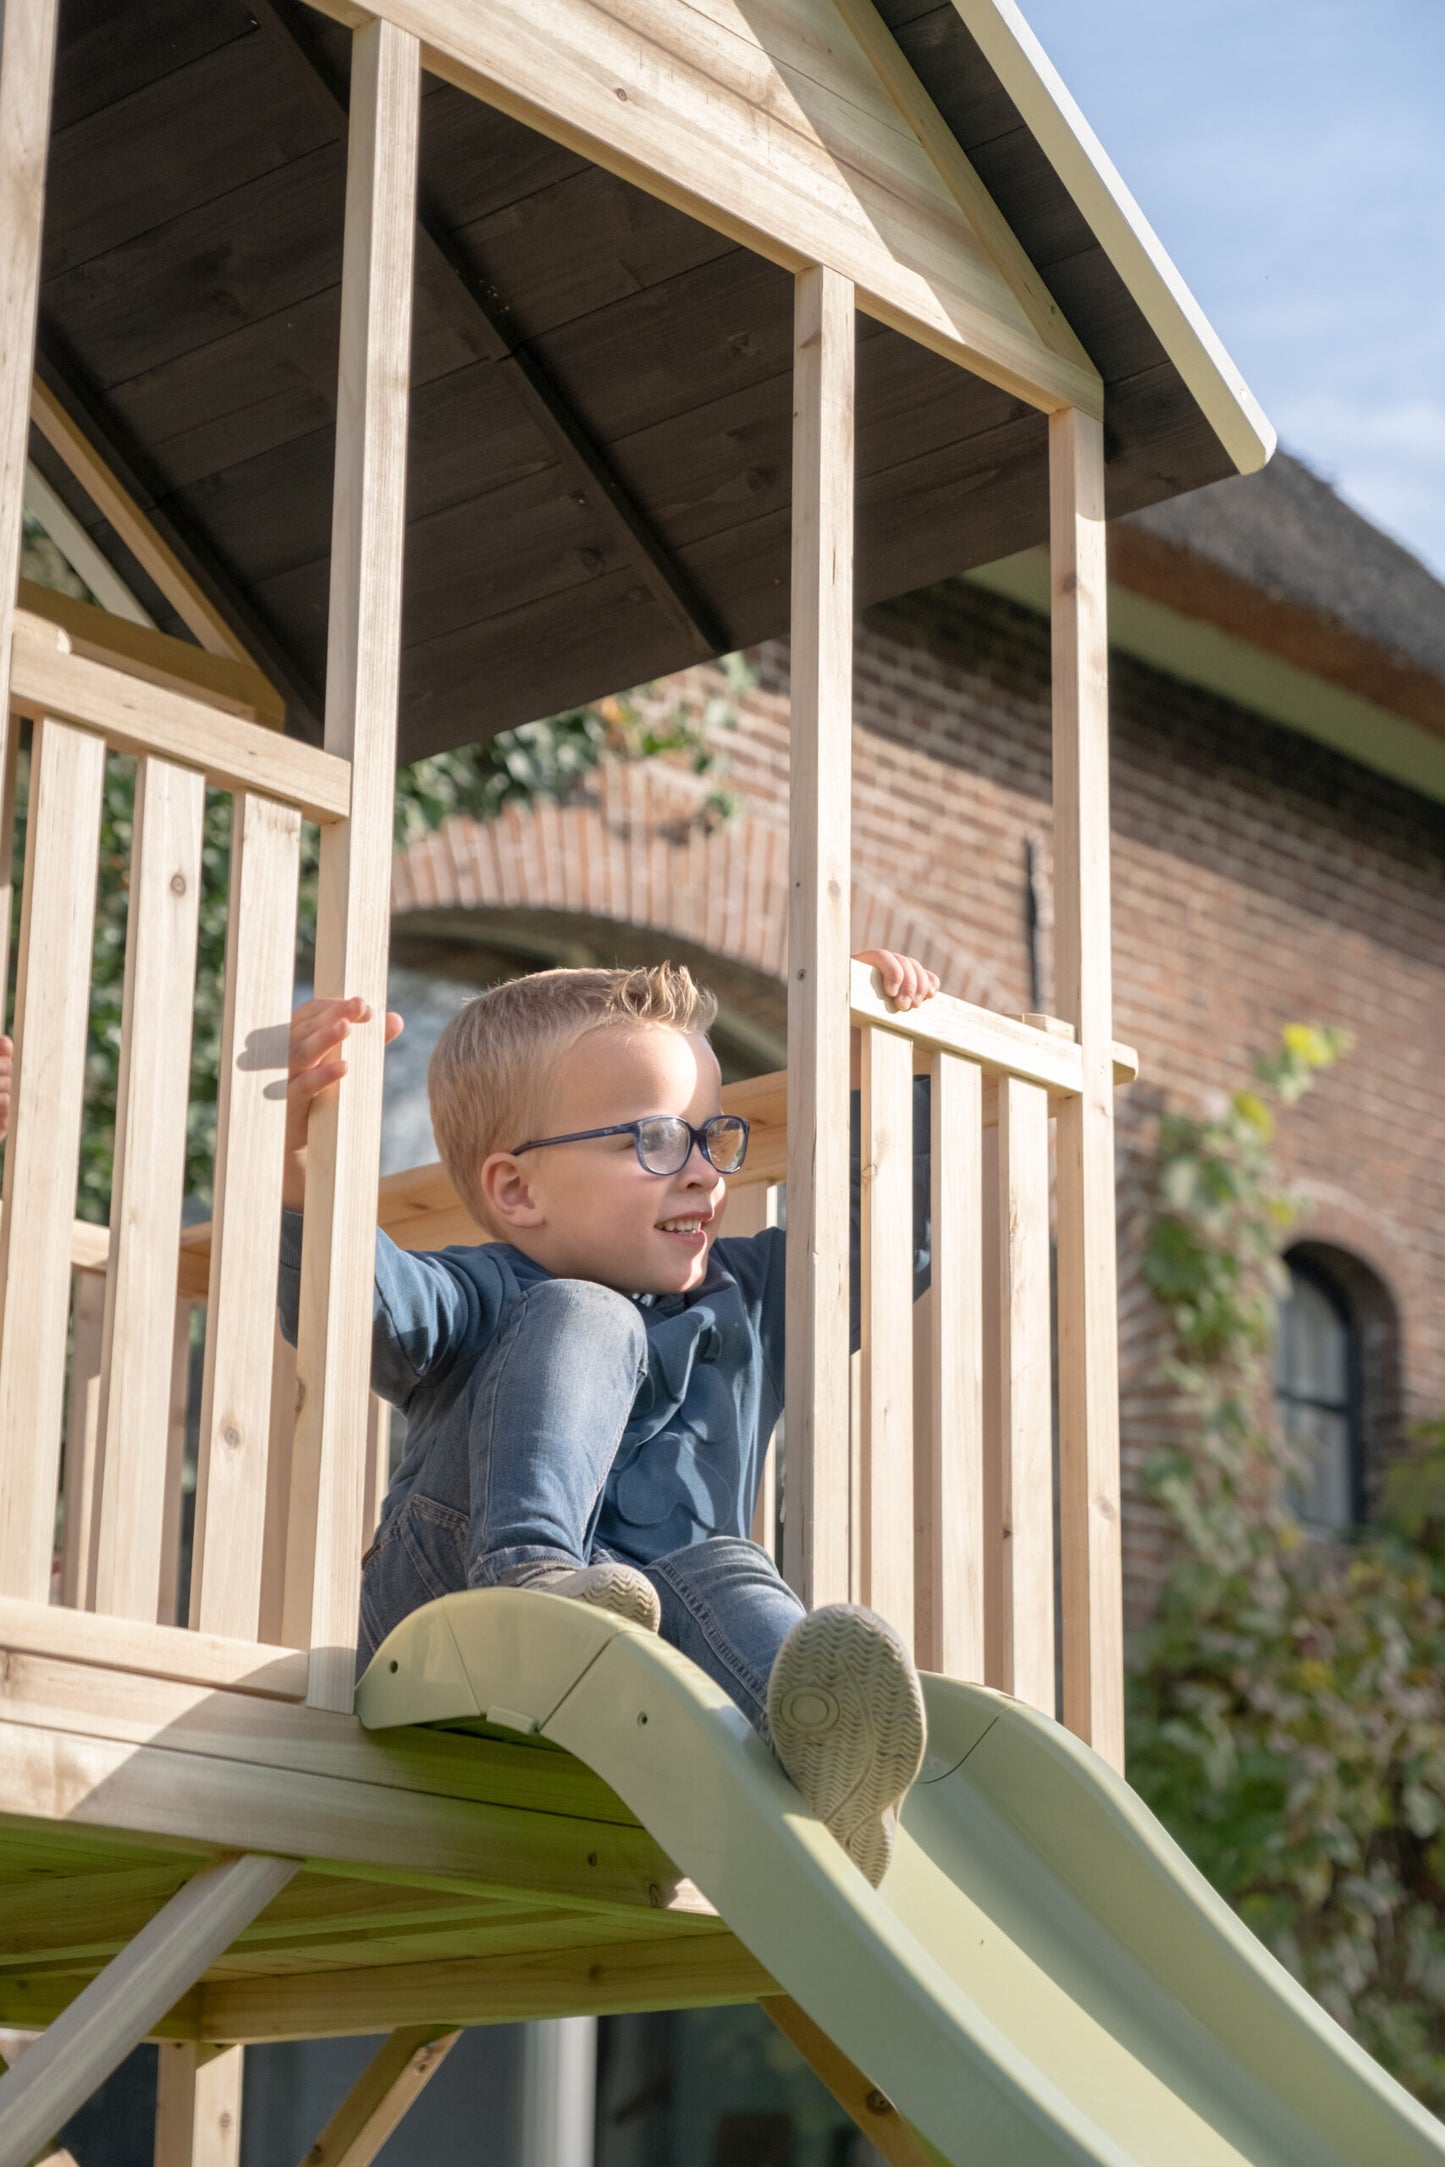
[0,0,1281,2161]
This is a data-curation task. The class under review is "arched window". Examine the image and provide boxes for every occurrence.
[1273,1255,1361,1532]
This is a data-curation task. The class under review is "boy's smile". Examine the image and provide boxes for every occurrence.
[480,1023,729,1295]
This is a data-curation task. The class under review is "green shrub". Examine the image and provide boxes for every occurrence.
[1127,1029,1445,2112]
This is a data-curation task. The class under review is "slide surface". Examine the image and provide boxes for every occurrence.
[358,1591,1445,2166]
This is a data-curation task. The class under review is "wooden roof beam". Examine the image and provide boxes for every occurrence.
[27,356,323,733]
[260,0,732,662]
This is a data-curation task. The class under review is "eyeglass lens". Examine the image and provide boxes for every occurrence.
[636,1115,747,1174]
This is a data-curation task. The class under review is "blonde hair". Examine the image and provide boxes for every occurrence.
[429,963,719,1233]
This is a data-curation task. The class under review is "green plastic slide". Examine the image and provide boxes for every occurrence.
[358,1591,1445,2165]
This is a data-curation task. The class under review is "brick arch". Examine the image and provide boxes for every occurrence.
[390,757,1001,1008]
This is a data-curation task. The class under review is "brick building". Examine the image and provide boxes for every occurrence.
[384,450,1445,1629]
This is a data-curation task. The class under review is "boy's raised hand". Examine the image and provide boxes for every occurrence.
[283,995,404,1212]
[853,949,940,1013]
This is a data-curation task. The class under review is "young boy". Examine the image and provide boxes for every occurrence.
[278,949,939,1885]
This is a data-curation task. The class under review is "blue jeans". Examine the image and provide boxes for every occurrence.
[357,1277,804,1734]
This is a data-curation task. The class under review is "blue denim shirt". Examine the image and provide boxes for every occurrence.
[276,1079,929,1564]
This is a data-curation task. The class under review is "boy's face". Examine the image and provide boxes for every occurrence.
[481,1023,729,1295]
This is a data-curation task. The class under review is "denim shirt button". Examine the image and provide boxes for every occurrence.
[697,1325,723,1364]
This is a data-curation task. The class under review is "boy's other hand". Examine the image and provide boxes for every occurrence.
[282,996,404,1212]
[853,949,940,1013]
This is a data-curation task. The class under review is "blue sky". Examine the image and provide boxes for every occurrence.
[1021,0,1445,578]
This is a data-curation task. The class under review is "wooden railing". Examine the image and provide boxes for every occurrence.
[0,608,338,1674]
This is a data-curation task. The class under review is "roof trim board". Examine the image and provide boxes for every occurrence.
[949,0,1275,476]
[970,548,1445,808]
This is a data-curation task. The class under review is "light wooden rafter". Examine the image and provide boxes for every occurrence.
[302,0,1102,415]
[26,363,317,728]
[290,2027,459,2167]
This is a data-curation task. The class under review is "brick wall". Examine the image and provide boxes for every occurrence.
[395,579,1445,1629]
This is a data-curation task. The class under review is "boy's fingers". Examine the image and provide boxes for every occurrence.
[287,1057,346,1106]
[384,1010,405,1045]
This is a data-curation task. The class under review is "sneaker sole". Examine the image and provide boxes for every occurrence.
[502,1563,662,1633]
[767,1606,926,1887]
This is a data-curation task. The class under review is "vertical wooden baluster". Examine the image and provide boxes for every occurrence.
[92,758,204,1620]
[156,1302,193,1628]
[1051,406,1124,1769]
[0,719,105,1600]
[154,2042,244,2167]
[859,1020,914,1638]
[286,20,420,1707]
[997,1074,1054,1716]
[190,792,299,1639]
[783,262,854,1612]
[0,721,20,1022]
[915,1050,984,1678]
[0,0,61,743]
[258,1321,299,1647]
[60,1266,106,1610]
[979,1108,1007,1688]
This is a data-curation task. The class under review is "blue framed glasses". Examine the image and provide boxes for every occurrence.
[511,1113,750,1176]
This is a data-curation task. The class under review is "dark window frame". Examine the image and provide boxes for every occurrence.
[1275,1250,1366,1531]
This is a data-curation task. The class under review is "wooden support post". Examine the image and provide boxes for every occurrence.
[292,2028,458,2167]
[915,1051,984,1678]
[0,721,105,1602]
[191,794,300,1640]
[0,1856,296,2167]
[762,1999,943,2167]
[154,2043,244,2167]
[997,1076,1053,1717]
[1050,407,1124,1770]
[93,759,205,1621]
[783,263,854,1611]
[0,0,59,744]
[285,20,420,1706]
[859,1021,914,1638]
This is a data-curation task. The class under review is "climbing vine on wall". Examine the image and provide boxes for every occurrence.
[1127,1026,1445,2114]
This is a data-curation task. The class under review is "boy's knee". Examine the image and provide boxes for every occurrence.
[523,1276,646,1364]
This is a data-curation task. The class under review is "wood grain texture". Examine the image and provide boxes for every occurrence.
[157,1303,195,1629]
[199,1933,771,2041]
[0,1595,307,1701]
[9,617,349,820]
[0,1856,296,2167]
[92,758,205,1623]
[59,1267,107,1613]
[859,1019,915,1637]
[996,1075,1053,1718]
[302,0,1097,413]
[0,720,105,1602]
[286,19,419,1708]
[291,2027,458,2167]
[0,0,60,747]
[783,264,855,1609]
[1050,406,1123,1770]
[915,1050,984,1679]
[191,795,301,1641]
[16,581,284,729]
[154,2042,245,2167]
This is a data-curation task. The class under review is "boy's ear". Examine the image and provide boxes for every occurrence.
[479,1150,545,1230]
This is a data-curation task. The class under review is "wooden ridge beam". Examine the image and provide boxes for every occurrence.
[253,0,731,662]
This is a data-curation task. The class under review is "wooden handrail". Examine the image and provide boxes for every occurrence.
[9,614,350,821]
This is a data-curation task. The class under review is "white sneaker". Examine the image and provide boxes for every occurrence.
[493,1560,662,1632]
[766,1604,926,1887]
